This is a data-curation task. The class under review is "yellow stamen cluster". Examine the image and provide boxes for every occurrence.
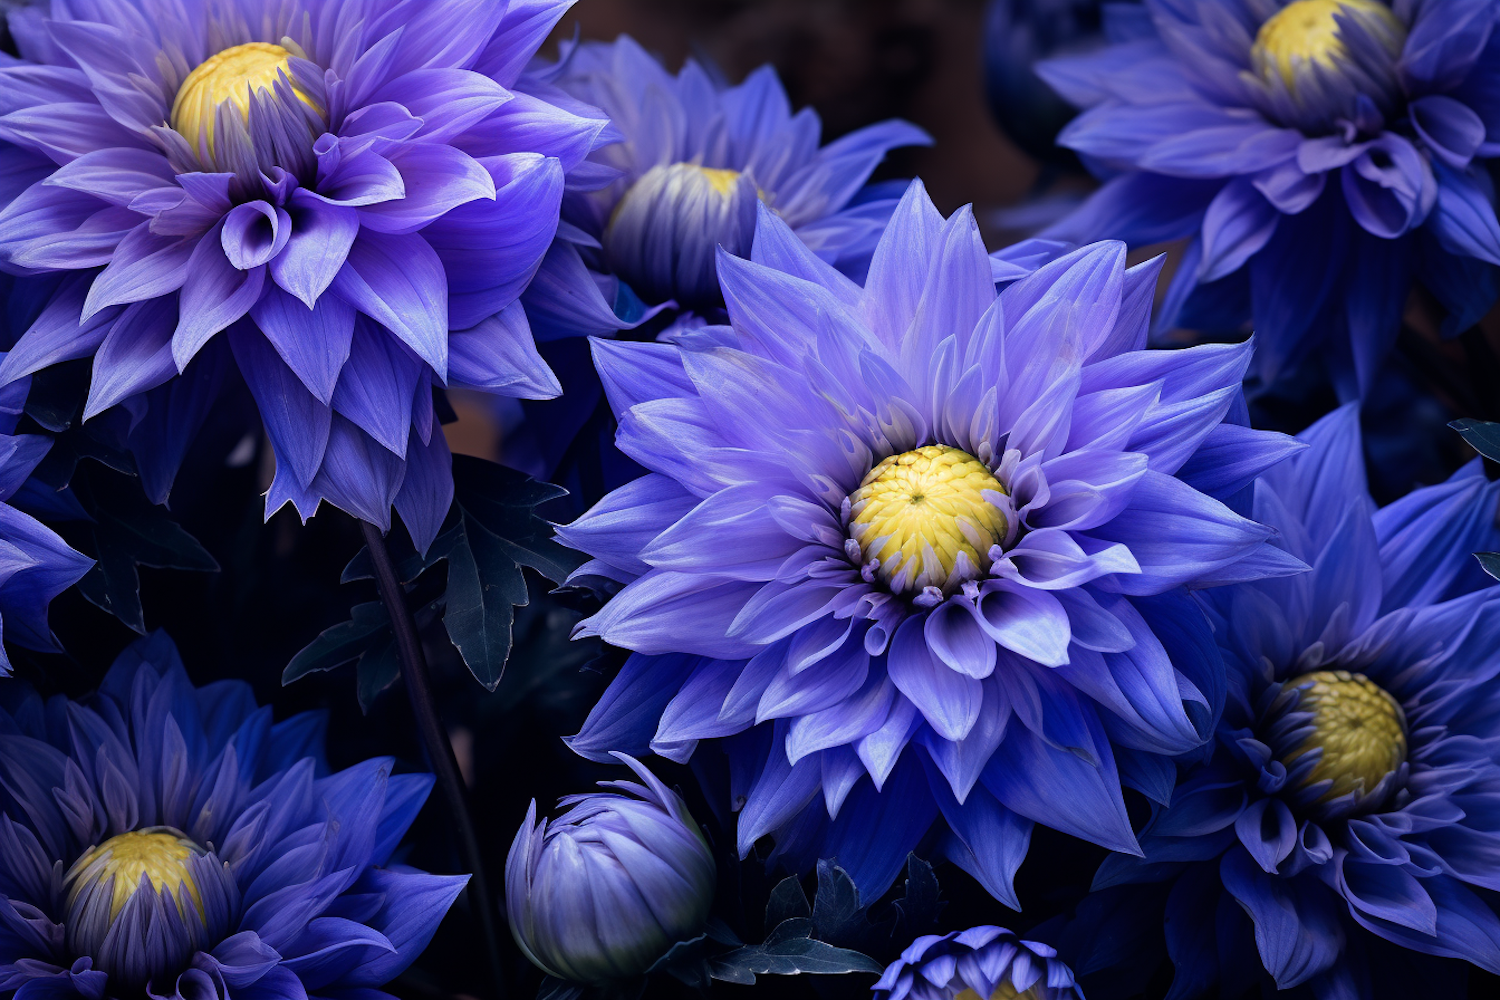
[849,445,1007,595]
[65,827,205,922]
[1279,670,1407,802]
[956,982,1041,1000]
[1252,0,1404,88]
[171,42,317,155]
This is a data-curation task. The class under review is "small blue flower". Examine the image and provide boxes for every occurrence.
[1093,404,1500,993]
[1038,0,1500,398]
[521,34,930,333]
[560,179,1307,903]
[0,0,608,549]
[873,925,1084,1000]
[505,753,715,985]
[0,631,465,999]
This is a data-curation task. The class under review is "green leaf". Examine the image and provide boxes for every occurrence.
[1451,419,1500,462]
[356,633,402,712]
[66,465,216,633]
[891,854,944,938]
[283,602,391,684]
[765,875,812,935]
[442,514,529,690]
[811,860,867,947]
[709,918,884,981]
[1477,552,1500,581]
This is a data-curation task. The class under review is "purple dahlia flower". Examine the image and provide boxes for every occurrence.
[1092,404,1500,994]
[0,0,608,549]
[873,925,1084,1000]
[560,179,1308,902]
[522,34,930,331]
[0,630,465,1000]
[505,753,716,985]
[1037,0,1500,398]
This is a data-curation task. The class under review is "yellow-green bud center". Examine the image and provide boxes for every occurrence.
[171,42,318,155]
[65,827,205,922]
[1278,670,1407,803]
[1252,0,1404,88]
[849,445,1007,596]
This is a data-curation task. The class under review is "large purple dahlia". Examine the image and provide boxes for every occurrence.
[1092,405,1500,995]
[522,34,930,332]
[0,630,465,1000]
[1038,0,1500,398]
[0,0,607,548]
[560,179,1307,902]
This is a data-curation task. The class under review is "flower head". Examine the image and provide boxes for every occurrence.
[873,925,1084,1000]
[505,753,715,985]
[561,179,1307,903]
[1038,0,1500,398]
[0,630,464,1000]
[0,0,607,548]
[521,34,930,334]
[1093,404,1500,993]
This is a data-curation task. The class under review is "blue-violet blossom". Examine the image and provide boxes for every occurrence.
[1092,404,1500,994]
[873,925,1085,1000]
[0,630,465,1000]
[0,0,608,548]
[1038,0,1500,398]
[561,179,1307,902]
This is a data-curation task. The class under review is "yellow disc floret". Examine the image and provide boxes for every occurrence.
[849,445,1007,595]
[64,827,205,921]
[1253,0,1404,88]
[172,42,317,155]
[956,982,1042,1000]
[1278,670,1407,803]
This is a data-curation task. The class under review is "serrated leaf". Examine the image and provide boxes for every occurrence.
[891,853,944,938]
[356,634,401,712]
[1452,419,1500,462]
[812,860,867,947]
[283,602,391,684]
[766,875,812,934]
[1477,552,1500,581]
[66,465,216,632]
[443,514,529,690]
[709,919,884,981]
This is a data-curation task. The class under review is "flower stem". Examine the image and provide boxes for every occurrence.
[359,519,507,999]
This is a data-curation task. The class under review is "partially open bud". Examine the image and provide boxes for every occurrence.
[171,41,324,160]
[505,754,716,985]
[603,162,761,309]
[63,827,237,989]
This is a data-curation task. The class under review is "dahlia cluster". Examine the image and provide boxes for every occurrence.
[0,1,1498,999]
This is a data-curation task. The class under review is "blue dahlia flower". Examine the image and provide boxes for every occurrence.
[505,753,716,985]
[0,630,464,1000]
[873,925,1083,1000]
[560,179,1307,902]
[1038,0,1500,398]
[522,34,930,332]
[1092,404,1500,994]
[0,0,607,548]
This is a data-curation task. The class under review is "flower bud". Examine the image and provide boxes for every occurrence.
[603,162,761,309]
[505,754,716,984]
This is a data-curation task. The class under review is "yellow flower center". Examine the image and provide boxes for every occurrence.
[696,166,743,196]
[1278,670,1407,802]
[1252,0,1404,88]
[64,827,205,922]
[171,42,318,155]
[849,445,1008,595]
[956,983,1041,1000]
